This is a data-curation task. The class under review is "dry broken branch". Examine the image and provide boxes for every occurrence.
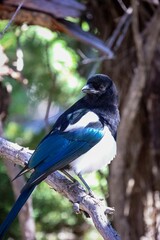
[0,0,113,57]
[0,137,120,240]
[0,0,25,39]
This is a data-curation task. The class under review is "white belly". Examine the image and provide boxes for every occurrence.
[70,126,116,174]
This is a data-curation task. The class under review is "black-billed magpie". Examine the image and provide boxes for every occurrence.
[0,74,120,238]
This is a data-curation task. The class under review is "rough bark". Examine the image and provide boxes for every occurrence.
[107,3,160,240]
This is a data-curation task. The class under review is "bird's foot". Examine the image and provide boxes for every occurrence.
[88,189,96,198]
[72,202,90,218]
[68,179,82,191]
[73,202,81,214]
[104,206,115,215]
[71,179,79,186]
[87,189,104,200]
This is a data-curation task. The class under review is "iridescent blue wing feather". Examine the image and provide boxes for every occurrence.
[24,126,104,189]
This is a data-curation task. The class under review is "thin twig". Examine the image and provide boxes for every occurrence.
[0,0,25,39]
[113,16,132,52]
[107,7,133,49]
[132,0,144,67]
[44,44,56,132]
[116,0,128,13]
[82,7,132,77]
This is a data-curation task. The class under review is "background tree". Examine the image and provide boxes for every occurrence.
[0,0,160,240]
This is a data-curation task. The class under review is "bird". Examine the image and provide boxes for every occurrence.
[0,74,120,238]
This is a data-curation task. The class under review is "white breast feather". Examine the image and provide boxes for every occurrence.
[70,126,116,174]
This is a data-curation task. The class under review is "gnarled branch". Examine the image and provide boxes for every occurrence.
[0,137,120,240]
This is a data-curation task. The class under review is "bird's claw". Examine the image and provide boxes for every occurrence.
[88,190,96,198]
[68,180,79,189]
[104,206,115,215]
[73,202,81,214]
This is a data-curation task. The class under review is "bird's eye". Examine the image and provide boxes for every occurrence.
[93,83,100,90]
[94,83,106,92]
[101,85,107,91]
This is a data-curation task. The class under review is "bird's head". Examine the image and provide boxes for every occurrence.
[82,74,118,106]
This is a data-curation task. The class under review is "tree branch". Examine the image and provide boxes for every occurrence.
[0,137,120,240]
[0,0,25,39]
[0,0,113,57]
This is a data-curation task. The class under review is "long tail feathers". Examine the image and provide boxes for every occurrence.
[0,186,35,239]
[11,165,29,182]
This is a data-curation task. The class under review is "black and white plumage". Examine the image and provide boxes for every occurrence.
[25,73,120,185]
[60,73,120,175]
[0,74,120,238]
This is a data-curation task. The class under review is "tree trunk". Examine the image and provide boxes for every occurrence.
[107,4,160,240]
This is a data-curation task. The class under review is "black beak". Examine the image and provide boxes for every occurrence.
[82,83,99,94]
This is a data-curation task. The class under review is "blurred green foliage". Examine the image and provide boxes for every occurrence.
[0,21,107,240]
